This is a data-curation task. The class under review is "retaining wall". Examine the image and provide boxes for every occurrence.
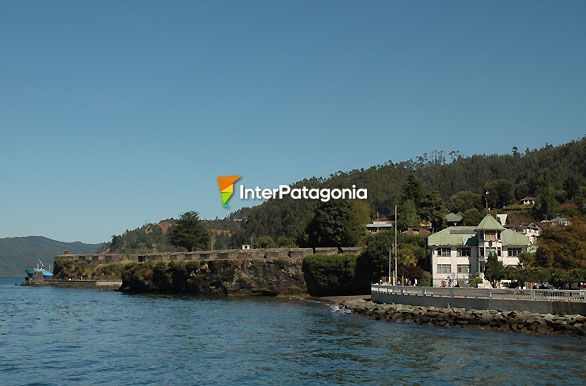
[372,292,586,316]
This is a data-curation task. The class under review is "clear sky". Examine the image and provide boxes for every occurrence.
[0,0,585,243]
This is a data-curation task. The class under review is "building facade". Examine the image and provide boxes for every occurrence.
[428,215,531,287]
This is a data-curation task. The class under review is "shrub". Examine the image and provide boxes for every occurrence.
[419,271,432,286]
[302,254,368,296]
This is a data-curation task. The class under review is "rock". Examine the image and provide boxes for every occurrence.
[340,300,584,337]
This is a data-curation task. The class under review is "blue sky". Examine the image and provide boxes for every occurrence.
[0,0,585,243]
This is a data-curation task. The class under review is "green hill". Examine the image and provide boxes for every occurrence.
[229,136,586,245]
[103,136,586,252]
[0,236,103,275]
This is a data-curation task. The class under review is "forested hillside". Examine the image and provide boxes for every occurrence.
[105,137,586,253]
[231,137,586,245]
[0,237,103,275]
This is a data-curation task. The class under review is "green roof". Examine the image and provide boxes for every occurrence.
[501,229,531,246]
[428,226,477,246]
[445,212,463,223]
[475,215,505,231]
[428,226,530,247]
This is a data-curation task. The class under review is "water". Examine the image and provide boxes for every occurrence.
[1,276,584,385]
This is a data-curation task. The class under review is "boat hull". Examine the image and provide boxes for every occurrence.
[24,268,53,279]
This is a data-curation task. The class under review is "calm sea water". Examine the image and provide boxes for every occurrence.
[0,276,584,385]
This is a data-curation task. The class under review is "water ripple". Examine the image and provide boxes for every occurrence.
[0,277,585,385]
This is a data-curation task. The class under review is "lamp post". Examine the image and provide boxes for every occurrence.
[394,204,398,286]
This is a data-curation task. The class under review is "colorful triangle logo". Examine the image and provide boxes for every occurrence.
[217,176,241,208]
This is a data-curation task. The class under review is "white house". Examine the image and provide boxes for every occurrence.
[520,196,536,206]
[521,223,542,244]
[428,214,531,287]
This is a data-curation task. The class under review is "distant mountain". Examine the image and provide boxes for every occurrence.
[0,236,104,275]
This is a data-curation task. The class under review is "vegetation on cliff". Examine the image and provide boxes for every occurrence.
[302,254,365,296]
[302,232,432,296]
[120,259,307,296]
[53,255,130,280]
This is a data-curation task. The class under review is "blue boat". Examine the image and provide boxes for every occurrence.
[25,260,53,279]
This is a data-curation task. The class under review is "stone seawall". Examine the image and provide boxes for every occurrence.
[340,299,586,337]
[53,247,366,296]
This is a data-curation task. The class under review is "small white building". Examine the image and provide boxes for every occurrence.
[428,214,531,287]
[506,222,542,244]
[519,196,536,206]
[366,220,394,233]
[520,223,542,244]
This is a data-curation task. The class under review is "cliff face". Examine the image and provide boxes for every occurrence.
[53,248,365,296]
[120,259,307,296]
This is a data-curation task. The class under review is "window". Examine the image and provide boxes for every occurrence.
[486,248,497,257]
[438,248,451,257]
[484,231,497,241]
[437,264,451,274]
[457,248,471,257]
[508,248,522,257]
[457,264,470,273]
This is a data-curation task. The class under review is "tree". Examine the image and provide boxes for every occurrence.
[253,235,276,249]
[169,211,211,251]
[419,191,446,231]
[534,220,586,269]
[359,230,393,281]
[301,200,368,247]
[518,252,535,267]
[484,254,505,288]
[534,173,558,219]
[359,231,427,282]
[485,179,515,208]
[461,208,484,226]
[447,191,481,212]
[514,182,530,201]
[397,199,420,229]
[401,173,424,205]
[276,236,295,247]
[563,176,580,200]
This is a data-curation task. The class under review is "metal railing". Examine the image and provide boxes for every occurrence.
[371,284,586,303]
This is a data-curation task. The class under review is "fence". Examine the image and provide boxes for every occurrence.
[371,284,586,303]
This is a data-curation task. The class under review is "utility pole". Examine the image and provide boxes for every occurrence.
[394,204,398,286]
[388,243,392,284]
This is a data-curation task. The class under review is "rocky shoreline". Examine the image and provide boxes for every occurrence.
[340,299,586,337]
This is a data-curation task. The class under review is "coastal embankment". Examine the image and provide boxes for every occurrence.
[339,298,586,337]
[52,247,364,296]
